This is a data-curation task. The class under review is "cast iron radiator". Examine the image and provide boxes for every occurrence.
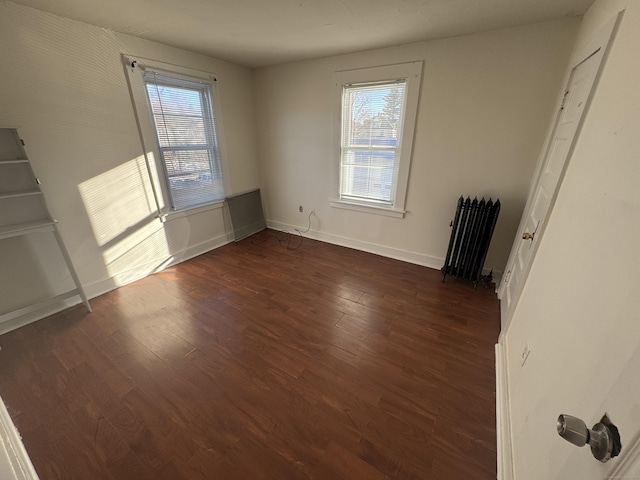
[441,196,501,287]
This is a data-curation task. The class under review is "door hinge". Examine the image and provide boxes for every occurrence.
[560,90,569,111]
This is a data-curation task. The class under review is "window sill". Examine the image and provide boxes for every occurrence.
[329,200,406,218]
[163,200,225,221]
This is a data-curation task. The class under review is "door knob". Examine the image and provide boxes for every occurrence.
[522,232,535,240]
[557,414,622,462]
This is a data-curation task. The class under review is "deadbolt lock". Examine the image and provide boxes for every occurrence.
[522,232,535,240]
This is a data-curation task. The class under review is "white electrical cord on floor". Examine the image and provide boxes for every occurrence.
[282,210,316,250]
[252,210,316,250]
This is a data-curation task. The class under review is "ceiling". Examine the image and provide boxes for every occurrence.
[10,0,595,68]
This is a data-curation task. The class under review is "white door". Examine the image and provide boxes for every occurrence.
[497,14,622,329]
[555,339,640,479]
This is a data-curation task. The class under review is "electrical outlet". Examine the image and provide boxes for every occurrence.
[521,341,532,366]
[299,205,303,213]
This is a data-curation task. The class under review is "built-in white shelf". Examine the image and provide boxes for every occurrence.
[0,158,29,164]
[0,218,56,240]
[0,189,42,199]
[0,289,82,327]
[0,128,91,328]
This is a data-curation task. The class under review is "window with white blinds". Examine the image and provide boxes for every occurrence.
[340,80,406,205]
[332,62,422,217]
[143,72,224,211]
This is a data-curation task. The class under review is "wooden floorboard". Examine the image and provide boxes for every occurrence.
[0,230,501,479]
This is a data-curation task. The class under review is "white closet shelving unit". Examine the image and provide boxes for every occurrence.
[0,128,90,326]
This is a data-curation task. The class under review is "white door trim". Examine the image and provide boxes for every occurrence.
[0,397,39,480]
[496,333,514,480]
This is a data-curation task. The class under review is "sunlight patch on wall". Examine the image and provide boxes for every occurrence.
[79,154,172,285]
[102,218,171,278]
[78,154,162,247]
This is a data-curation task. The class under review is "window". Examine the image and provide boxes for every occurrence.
[341,81,406,205]
[332,62,423,218]
[143,72,224,211]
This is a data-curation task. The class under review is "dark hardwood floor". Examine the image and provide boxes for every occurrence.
[0,230,501,479]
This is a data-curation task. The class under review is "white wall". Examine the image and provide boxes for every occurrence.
[504,1,640,478]
[0,2,259,324]
[254,19,580,273]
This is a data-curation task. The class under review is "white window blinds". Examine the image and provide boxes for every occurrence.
[340,80,407,205]
[143,71,224,211]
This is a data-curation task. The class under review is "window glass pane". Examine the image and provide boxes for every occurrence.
[170,178,221,211]
[146,84,207,147]
[152,115,207,147]
[343,83,405,148]
[340,81,405,204]
[162,150,211,177]
[144,72,224,211]
[341,149,395,202]
[146,85,203,117]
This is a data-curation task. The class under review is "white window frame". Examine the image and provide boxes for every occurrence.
[330,62,422,218]
[123,55,231,215]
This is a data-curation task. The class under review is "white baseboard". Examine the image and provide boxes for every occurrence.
[496,333,515,480]
[84,232,230,300]
[0,397,39,480]
[266,220,502,279]
[267,220,445,270]
[0,233,230,336]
